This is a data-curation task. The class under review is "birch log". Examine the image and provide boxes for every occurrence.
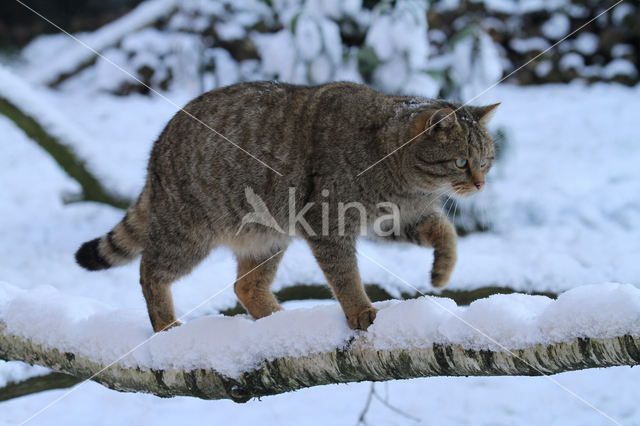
[1,322,639,402]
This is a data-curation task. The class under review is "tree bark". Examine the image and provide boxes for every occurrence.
[0,372,81,402]
[1,322,638,403]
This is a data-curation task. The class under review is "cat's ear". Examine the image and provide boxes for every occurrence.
[411,108,458,138]
[471,103,500,125]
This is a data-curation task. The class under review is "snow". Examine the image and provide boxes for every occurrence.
[611,3,635,26]
[252,30,297,81]
[0,65,130,198]
[612,44,634,58]
[541,13,571,40]
[294,15,323,61]
[318,19,342,65]
[365,0,430,94]
[480,0,568,14]
[209,48,240,88]
[450,29,502,104]
[309,54,332,83]
[572,33,599,55]
[214,21,246,40]
[23,0,178,86]
[249,0,431,91]
[603,59,638,79]
[403,72,440,98]
[509,37,550,54]
[0,361,48,388]
[2,368,638,425]
[559,52,584,71]
[93,28,203,96]
[373,60,409,93]
[365,14,394,62]
[535,59,553,77]
[2,4,640,421]
[2,282,639,379]
[94,48,138,92]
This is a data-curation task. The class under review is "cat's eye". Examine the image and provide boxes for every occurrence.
[454,158,467,168]
[480,158,488,167]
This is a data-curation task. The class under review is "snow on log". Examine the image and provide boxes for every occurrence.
[0,283,639,401]
[0,65,130,208]
[25,0,178,88]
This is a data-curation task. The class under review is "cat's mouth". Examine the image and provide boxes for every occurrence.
[451,183,483,198]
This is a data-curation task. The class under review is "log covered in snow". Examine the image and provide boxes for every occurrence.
[1,321,639,402]
[0,65,130,208]
[25,0,178,88]
[0,283,639,401]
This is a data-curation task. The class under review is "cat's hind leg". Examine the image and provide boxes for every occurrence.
[140,257,181,332]
[234,249,286,319]
[139,222,215,332]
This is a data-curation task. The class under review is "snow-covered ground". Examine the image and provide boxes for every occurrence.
[1,67,640,423]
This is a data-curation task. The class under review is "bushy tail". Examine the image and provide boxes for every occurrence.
[75,191,148,271]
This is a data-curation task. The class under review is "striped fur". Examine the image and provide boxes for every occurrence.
[75,81,498,332]
[76,191,148,270]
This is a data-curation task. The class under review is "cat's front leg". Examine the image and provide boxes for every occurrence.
[413,213,457,288]
[306,237,377,330]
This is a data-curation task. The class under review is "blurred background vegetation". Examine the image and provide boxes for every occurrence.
[1,0,637,97]
[1,0,637,235]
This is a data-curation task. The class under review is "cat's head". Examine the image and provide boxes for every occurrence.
[403,102,499,197]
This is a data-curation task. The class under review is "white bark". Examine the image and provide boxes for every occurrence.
[1,321,638,402]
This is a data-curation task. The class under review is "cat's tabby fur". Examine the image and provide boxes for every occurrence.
[76,81,498,332]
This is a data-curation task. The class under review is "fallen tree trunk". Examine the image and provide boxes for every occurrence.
[1,322,638,402]
[0,65,130,209]
[0,285,559,401]
[25,0,178,88]
[0,97,130,209]
[0,372,81,402]
[222,284,558,316]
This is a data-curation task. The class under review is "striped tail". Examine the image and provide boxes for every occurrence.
[75,192,148,271]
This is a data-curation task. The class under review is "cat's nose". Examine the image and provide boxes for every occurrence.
[475,182,484,190]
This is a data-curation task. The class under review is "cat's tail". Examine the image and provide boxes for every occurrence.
[75,189,149,271]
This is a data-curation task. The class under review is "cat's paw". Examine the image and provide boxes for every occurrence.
[431,249,456,289]
[159,320,182,332]
[347,306,378,330]
[431,270,451,289]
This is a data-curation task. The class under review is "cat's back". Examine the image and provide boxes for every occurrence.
[152,81,391,174]
[170,80,387,141]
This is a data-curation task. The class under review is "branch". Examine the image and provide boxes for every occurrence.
[0,97,129,209]
[1,321,638,402]
[0,65,130,209]
[27,0,178,88]
[0,372,81,402]
[221,284,557,316]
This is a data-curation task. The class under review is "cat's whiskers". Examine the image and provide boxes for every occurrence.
[480,193,490,231]
[417,187,450,220]
[441,193,456,242]
[453,199,459,232]
[493,132,506,158]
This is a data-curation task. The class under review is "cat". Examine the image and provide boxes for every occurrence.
[75,81,498,333]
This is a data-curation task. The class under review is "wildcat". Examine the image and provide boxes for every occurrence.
[75,81,498,332]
